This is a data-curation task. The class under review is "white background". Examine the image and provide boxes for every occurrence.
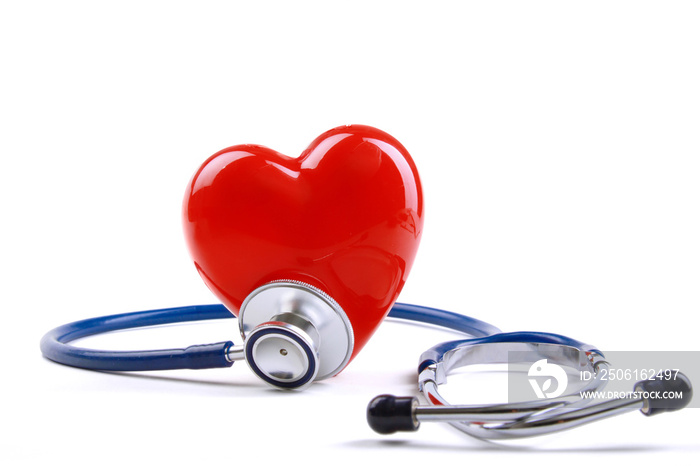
[2,1,699,464]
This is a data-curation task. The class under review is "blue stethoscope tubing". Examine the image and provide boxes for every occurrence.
[40,302,694,442]
[39,302,595,373]
[44,302,696,440]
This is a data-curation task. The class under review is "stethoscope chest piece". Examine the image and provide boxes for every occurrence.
[239,280,354,389]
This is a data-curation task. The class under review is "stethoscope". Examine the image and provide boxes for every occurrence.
[40,125,692,442]
[40,280,692,441]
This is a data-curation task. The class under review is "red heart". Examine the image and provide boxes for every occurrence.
[183,125,423,361]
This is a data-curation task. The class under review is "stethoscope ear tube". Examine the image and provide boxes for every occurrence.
[367,372,693,437]
[368,331,694,439]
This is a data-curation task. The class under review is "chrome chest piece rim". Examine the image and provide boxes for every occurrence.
[239,280,354,389]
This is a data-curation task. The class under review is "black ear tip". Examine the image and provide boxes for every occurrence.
[634,371,693,416]
[367,395,420,434]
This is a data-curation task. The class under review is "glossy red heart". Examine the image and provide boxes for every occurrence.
[183,125,423,360]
